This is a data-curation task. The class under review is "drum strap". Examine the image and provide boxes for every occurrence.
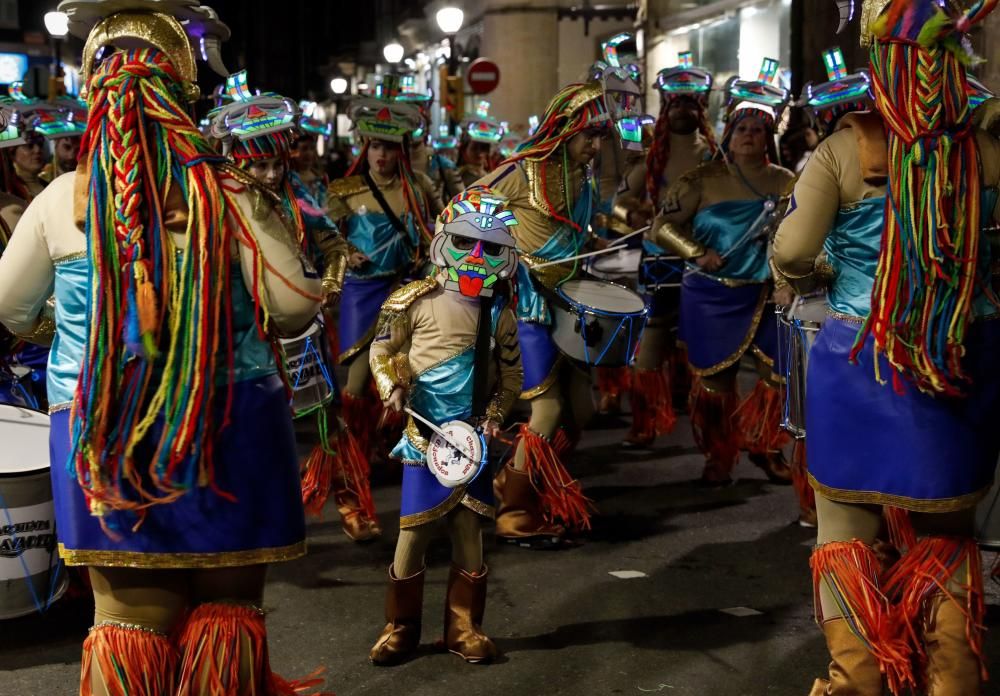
[471,296,495,420]
[363,172,408,235]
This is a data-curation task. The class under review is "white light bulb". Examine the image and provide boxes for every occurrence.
[383,42,405,64]
[44,11,69,38]
[330,77,348,95]
[436,7,464,34]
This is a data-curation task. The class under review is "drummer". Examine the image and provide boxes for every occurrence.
[773,48,874,527]
[618,53,718,447]
[772,2,1000,691]
[368,190,522,666]
[649,62,795,486]
[327,76,439,477]
[456,101,504,188]
[465,81,614,546]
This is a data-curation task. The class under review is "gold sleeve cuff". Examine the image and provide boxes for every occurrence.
[322,252,347,296]
[484,388,518,424]
[14,298,56,347]
[652,221,705,260]
[769,256,833,295]
[371,353,412,402]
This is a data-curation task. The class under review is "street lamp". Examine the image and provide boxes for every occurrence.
[436,6,464,134]
[329,77,349,144]
[383,42,404,65]
[330,77,348,95]
[44,11,69,100]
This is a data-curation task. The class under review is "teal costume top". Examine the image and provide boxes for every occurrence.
[690,199,772,282]
[344,211,419,279]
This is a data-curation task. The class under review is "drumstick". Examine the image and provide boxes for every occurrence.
[404,407,472,457]
[532,226,650,270]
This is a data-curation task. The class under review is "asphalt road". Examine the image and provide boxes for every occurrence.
[2,402,999,696]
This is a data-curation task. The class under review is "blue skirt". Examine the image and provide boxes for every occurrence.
[398,454,495,529]
[517,320,562,398]
[679,273,777,376]
[51,374,307,567]
[806,317,1000,511]
[338,275,396,363]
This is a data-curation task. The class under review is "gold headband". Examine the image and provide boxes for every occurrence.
[80,11,198,100]
[860,0,893,46]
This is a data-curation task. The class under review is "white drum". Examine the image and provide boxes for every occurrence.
[550,279,649,367]
[0,405,67,619]
[278,319,336,418]
[426,420,487,488]
[587,247,641,281]
[976,464,1000,550]
[779,293,828,439]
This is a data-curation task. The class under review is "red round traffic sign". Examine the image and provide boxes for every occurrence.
[466,58,501,95]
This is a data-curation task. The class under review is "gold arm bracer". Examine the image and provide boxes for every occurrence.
[484,388,519,425]
[652,221,705,260]
[371,353,413,402]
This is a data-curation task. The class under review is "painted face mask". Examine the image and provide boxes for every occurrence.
[431,193,519,298]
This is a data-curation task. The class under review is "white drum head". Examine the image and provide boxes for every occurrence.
[0,406,50,475]
[427,420,485,488]
[278,319,323,347]
[590,248,641,275]
[560,279,646,314]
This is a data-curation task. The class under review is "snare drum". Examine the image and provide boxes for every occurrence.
[278,318,337,418]
[778,294,828,438]
[0,405,67,619]
[639,253,685,291]
[976,463,1000,550]
[588,248,642,282]
[426,420,487,488]
[549,279,649,367]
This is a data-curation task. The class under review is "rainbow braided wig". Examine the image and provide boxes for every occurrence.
[853,0,1000,395]
[72,48,242,520]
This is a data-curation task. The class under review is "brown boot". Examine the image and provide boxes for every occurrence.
[923,593,983,695]
[749,451,794,484]
[494,464,564,544]
[370,566,424,666]
[332,478,381,542]
[444,565,497,663]
[810,617,885,695]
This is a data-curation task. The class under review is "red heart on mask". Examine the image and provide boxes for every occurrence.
[458,274,484,297]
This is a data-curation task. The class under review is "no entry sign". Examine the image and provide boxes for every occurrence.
[466,58,501,95]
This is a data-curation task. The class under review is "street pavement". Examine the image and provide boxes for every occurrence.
[2,399,999,695]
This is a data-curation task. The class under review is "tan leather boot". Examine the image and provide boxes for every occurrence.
[923,593,983,695]
[332,474,381,542]
[493,464,564,543]
[370,566,424,666]
[810,617,885,695]
[444,565,497,664]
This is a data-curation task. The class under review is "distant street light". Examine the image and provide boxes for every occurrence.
[330,77,348,95]
[383,42,404,65]
[436,7,464,35]
[44,11,69,99]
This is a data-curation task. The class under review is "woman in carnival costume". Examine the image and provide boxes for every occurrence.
[326,77,439,490]
[0,3,333,693]
[773,1,1000,693]
[0,83,53,203]
[368,190,522,666]
[651,62,795,486]
[467,81,614,546]
[208,71,376,543]
[457,101,505,188]
[615,53,718,448]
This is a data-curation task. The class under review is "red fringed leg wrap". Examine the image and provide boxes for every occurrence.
[301,427,376,523]
[596,367,630,414]
[627,368,677,442]
[340,393,376,459]
[883,507,917,556]
[791,440,815,516]
[733,380,790,455]
[321,313,340,363]
[516,425,594,531]
[811,541,914,694]
[882,536,986,684]
[669,344,693,409]
[176,603,334,696]
[550,427,579,460]
[81,622,178,696]
[688,378,740,481]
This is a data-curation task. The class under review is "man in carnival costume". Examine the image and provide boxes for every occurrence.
[466,81,616,546]
[650,60,795,486]
[368,190,522,666]
[326,76,439,495]
[0,1,333,693]
[40,96,87,184]
[773,1,1000,693]
[615,51,718,448]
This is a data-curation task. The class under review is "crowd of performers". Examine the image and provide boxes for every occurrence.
[0,0,998,693]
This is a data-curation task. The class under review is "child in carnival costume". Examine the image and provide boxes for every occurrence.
[368,190,523,665]
[209,71,377,542]
[326,76,440,473]
[457,100,505,188]
[773,1,1000,693]
[467,81,614,547]
[617,52,718,447]
[651,59,796,485]
[0,2,333,693]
